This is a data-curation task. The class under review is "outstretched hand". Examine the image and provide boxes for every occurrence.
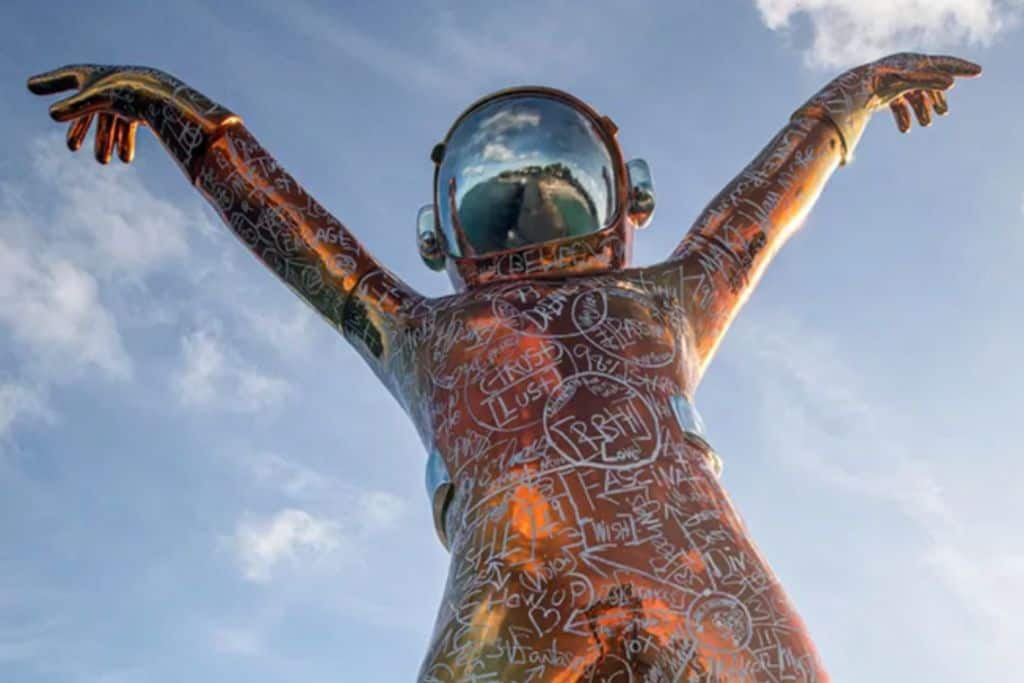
[795,52,981,163]
[28,65,144,164]
[27,64,238,168]
[865,53,982,132]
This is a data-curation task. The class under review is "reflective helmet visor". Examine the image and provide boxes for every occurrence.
[437,94,618,257]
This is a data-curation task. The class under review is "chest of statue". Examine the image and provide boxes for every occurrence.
[407,275,696,486]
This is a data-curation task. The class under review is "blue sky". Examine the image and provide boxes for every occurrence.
[1,1,1022,680]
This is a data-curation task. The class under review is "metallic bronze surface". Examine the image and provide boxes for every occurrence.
[28,53,980,682]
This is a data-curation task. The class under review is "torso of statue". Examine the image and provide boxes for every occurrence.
[349,266,826,682]
[28,52,981,683]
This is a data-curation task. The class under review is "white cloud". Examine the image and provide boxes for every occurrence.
[175,327,291,413]
[226,456,407,584]
[30,138,191,279]
[0,133,211,438]
[754,0,1020,68]
[241,304,316,358]
[244,451,328,498]
[478,109,542,136]
[731,311,1024,668]
[357,490,406,530]
[481,142,515,162]
[234,451,408,532]
[0,383,51,438]
[0,231,132,381]
[233,508,344,583]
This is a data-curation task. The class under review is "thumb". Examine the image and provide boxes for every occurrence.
[878,71,955,100]
[49,88,114,122]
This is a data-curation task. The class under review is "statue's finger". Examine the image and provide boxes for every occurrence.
[905,91,932,127]
[27,65,96,95]
[923,55,982,77]
[49,89,111,122]
[889,98,912,133]
[66,114,94,152]
[876,70,952,102]
[94,113,115,164]
[115,119,137,164]
[900,71,955,92]
[931,90,949,116]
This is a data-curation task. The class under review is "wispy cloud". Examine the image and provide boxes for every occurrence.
[0,134,220,437]
[754,0,1020,68]
[261,0,635,99]
[174,326,291,413]
[0,134,201,409]
[264,0,462,96]
[30,137,190,279]
[229,497,407,584]
[731,310,1024,667]
[223,450,407,584]
[0,245,131,380]
[356,490,405,530]
[0,382,51,438]
[233,508,345,583]
[241,303,316,359]
[229,498,408,587]
[243,450,329,498]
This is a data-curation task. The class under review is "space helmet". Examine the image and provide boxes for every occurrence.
[417,87,655,289]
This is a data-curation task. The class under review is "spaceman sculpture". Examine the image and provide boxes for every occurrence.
[28,53,979,681]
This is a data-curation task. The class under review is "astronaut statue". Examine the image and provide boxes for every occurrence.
[29,53,979,681]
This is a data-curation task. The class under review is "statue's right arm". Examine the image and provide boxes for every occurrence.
[194,125,423,380]
[27,64,422,387]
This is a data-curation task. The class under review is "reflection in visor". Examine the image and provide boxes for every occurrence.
[437,95,617,257]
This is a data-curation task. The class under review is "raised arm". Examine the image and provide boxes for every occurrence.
[27,64,422,389]
[664,53,980,382]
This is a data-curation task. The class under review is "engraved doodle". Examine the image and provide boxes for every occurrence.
[686,592,753,654]
[543,373,661,470]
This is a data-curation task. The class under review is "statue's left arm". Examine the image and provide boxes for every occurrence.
[663,53,980,383]
[27,64,422,393]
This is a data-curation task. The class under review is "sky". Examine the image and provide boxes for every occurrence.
[1,1,1022,681]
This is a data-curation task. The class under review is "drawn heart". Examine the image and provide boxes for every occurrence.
[529,605,562,636]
